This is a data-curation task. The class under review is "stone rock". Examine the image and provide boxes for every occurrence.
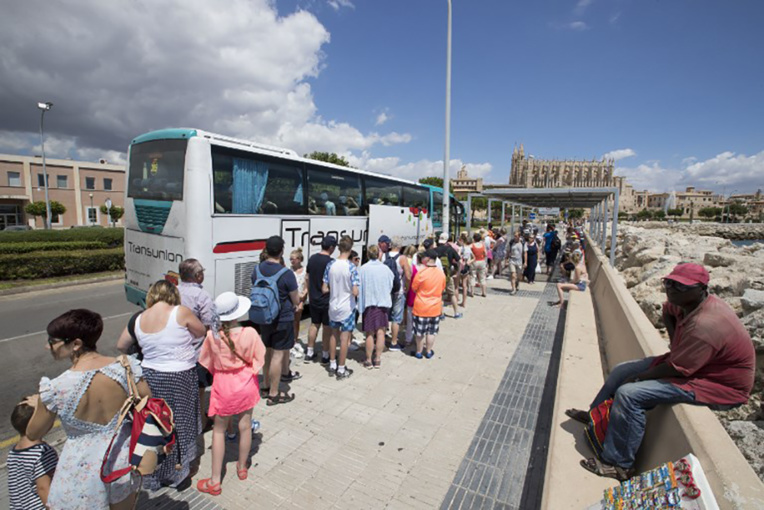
[722,421,764,480]
[742,289,764,313]
[704,252,736,268]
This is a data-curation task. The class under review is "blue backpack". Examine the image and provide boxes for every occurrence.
[249,265,289,325]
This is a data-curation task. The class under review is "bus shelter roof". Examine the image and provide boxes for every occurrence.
[479,187,619,209]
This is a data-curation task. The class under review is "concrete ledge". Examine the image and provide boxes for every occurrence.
[542,289,613,509]
[584,234,764,510]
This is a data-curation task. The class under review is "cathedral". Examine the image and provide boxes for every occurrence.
[509,144,623,189]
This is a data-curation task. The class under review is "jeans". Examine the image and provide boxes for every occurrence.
[591,357,696,468]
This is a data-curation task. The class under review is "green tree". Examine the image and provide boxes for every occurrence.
[568,209,584,219]
[727,203,748,217]
[653,210,666,220]
[418,176,444,188]
[667,208,684,218]
[636,209,653,221]
[618,211,628,220]
[25,200,66,221]
[698,207,721,219]
[100,205,125,223]
[469,197,487,223]
[304,151,351,167]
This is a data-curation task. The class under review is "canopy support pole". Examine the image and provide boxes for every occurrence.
[501,201,506,228]
[610,188,620,267]
[511,204,515,234]
[600,199,607,253]
[466,194,473,233]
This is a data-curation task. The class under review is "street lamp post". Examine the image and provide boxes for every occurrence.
[441,0,452,237]
[105,197,112,227]
[89,193,94,225]
[37,101,53,229]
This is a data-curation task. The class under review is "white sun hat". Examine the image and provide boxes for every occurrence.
[215,292,251,322]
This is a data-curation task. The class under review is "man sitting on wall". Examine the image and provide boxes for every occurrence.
[566,262,755,480]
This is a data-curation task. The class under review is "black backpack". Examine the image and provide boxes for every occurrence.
[385,254,402,294]
[551,233,562,251]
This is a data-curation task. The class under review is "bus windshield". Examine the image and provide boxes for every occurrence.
[127,139,187,201]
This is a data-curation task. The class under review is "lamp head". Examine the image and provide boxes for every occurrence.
[37,102,53,111]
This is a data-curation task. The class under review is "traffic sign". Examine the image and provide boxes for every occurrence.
[529,213,536,220]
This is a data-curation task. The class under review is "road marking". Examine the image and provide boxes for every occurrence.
[0,311,133,344]
[0,420,61,449]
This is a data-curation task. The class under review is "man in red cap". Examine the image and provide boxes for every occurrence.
[568,262,755,480]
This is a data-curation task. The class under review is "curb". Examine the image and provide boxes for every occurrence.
[0,274,124,297]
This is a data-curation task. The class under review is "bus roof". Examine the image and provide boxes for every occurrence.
[132,128,198,145]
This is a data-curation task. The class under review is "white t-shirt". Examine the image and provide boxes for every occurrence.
[509,241,527,265]
[323,259,360,322]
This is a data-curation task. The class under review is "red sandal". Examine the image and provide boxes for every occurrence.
[237,464,248,480]
[197,478,222,495]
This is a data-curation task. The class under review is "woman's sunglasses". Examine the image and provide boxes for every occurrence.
[47,336,70,347]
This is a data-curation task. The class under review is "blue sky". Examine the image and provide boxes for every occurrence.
[1,0,762,193]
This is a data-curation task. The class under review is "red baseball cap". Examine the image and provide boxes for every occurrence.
[663,263,709,286]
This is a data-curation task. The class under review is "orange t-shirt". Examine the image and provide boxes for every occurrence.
[471,243,486,261]
[411,266,447,317]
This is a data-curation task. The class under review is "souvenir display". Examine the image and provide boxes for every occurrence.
[596,454,719,510]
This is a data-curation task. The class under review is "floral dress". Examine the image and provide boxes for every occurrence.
[39,357,142,509]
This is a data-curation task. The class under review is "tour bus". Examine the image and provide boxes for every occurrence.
[123,128,464,307]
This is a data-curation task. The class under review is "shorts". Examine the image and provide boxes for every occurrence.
[412,315,441,336]
[389,293,405,324]
[330,313,356,333]
[260,323,295,351]
[196,362,213,388]
[444,277,456,299]
[545,250,557,266]
[510,262,523,274]
[363,307,389,333]
[577,281,587,292]
[309,305,330,326]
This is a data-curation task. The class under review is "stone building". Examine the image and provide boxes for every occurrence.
[727,190,764,220]
[509,144,622,188]
[647,187,721,219]
[450,165,483,194]
[0,153,125,229]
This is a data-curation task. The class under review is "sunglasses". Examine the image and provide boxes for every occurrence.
[662,279,701,292]
[47,336,70,347]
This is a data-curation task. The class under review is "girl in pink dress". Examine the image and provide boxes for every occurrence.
[197,292,266,496]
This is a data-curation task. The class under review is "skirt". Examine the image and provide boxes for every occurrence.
[362,306,389,333]
[143,367,200,490]
[209,367,260,417]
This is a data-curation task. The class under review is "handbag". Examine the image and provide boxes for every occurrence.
[583,398,613,460]
[101,355,176,483]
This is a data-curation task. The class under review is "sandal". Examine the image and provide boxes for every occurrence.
[373,358,381,369]
[265,392,295,406]
[197,478,222,495]
[580,457,634,481]
[565,408,589,424]
[237,464,248,480]
[363,360,373,369]
[259,386,270,397]
[281,371,302,382]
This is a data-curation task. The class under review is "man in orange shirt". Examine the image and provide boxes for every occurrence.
[411,249,447,359]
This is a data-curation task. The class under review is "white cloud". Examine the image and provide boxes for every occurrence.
[574,0,594,16]
[615,150,764,193]
[328,0,354,11]
[346,152,492,182]
[568,21,589,31]
[603,148,636,161]
[0,0,409,167]
[375,112,390,126]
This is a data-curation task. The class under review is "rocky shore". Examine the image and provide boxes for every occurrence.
[611,224,764,480]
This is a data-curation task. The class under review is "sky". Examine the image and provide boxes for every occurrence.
[1,0,762,195]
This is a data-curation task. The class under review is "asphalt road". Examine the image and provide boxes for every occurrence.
[0,280,137,443]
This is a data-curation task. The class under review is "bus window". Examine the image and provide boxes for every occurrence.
[431,190,444,226]
[307,166,363,216]
[128,139,187,201]
[364,177,401,212]
[212,147,304,215]
[402,185,429,211]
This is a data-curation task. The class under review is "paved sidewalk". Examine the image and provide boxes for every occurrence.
[0,275,565,510]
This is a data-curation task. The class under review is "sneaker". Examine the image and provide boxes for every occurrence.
[251,420,261,433]
[487,275,494,280]
[290,347,304,359]
[320,355,330,366]
[336,368,354,380]
[413,352,423,359]
[388,344,404,352]
[328,365,337,376]
[454,313,463,319]
[424,350,435,359]
[226,432,238,443]
[304,353,317,364]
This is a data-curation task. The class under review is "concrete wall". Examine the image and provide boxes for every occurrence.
[584,235,764,509]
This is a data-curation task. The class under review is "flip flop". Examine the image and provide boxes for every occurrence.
[565,408,589,424]
[580,457,634,482]
[265,392,295,406]
[363,360,373,369]
[197,478,222,495]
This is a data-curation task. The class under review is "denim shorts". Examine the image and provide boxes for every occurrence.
[577,281,587,292]
[389,293,405,324]
[330,313,356,332]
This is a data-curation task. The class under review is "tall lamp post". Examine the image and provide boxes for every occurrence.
[89,193,94,225]
[37,101,53,229]
[441,0,452,237]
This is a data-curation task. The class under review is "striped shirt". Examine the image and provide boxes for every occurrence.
[7,442,58,510]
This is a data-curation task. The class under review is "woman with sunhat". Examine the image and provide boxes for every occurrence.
[197,292,266,495]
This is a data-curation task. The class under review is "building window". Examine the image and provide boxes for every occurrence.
[104,178,113,191]
[85,177,95,190]
[37,174,49,187]
[8,171,21,187]
[57,175,68,188]
[87,207,98,225]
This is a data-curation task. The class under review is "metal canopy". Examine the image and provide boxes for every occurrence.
[481,187,619,209]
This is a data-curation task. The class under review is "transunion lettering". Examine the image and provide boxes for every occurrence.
[128,241,183,262]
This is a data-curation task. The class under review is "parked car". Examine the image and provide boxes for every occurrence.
[2,225,32,231]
